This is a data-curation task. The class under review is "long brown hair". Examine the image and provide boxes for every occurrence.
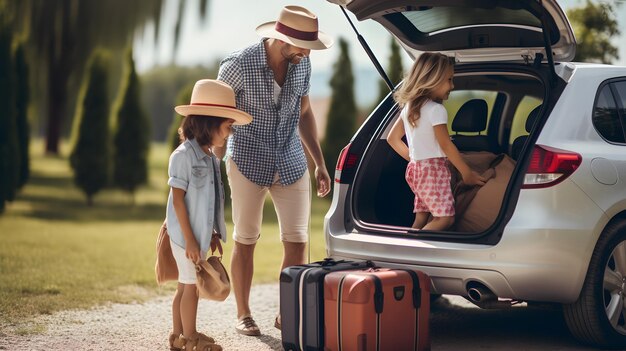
[179,115,229,147]
[393,53,454,127]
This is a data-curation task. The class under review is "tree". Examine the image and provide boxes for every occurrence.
[112,49,150,203]
[376,38,404,103]
[323,37,357,180]
[168,84,193,152]
[142,64,216,142]
[163,84,190,198]
[0,21,19,213]
[567,0,620,63]
[69,51,112,206]
[14,42,30,189]
[4,0,210,154]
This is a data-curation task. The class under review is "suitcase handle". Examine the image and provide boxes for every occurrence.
[403,270,421,309]
[321,257,344,266]
[373,279,384,314]
[319,258,375,267]
[390,269,421,309]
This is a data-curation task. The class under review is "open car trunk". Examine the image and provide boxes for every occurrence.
[329,0,575,243]
[349,64,565,242]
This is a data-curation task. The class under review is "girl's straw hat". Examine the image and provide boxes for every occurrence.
[256,5,333,50]
[174,79,252,125]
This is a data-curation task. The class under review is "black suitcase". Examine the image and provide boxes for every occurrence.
[279,258,374,351]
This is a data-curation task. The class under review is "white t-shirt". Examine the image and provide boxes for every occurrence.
[273,80,281,105]
[401,99,449,161]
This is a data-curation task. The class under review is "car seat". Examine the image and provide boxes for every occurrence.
[511,105,541,160]
[451,99,491,152]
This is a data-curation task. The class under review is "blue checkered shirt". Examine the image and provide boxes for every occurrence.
[218,40,311,187]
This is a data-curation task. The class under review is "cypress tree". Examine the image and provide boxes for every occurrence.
[376,38,404,104]
[112,49,150,203]
[168,84,193,152]
[14,43,30,189]
[163,85,188,198]
[0,23,19,212]
[69,50,111,206]
[323,37,357,180]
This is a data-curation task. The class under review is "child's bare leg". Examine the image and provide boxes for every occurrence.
[180,283,199,337]
[422,216,454,231]
[172,283,184,336]
[412,212,429,229]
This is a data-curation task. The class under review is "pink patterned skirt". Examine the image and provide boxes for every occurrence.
[405,157,455,217]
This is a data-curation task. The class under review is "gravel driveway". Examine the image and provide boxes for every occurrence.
[0,284,283,351]
[0,283,597,351]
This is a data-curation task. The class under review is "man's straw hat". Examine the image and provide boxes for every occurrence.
[256,5,333,50]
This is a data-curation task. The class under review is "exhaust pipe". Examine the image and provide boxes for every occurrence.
[465,282,519,309]
[468,284,496,303]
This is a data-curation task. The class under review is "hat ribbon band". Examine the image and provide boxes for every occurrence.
[191,102,236,109]
[275,22,318,41]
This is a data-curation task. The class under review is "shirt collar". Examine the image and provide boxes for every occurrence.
[259,39,270,69]
[189,138,210,161]
[258,39,296,74]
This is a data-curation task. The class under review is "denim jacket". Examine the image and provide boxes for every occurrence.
[166,138,226,254]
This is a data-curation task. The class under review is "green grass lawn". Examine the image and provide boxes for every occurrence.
[0,141,329,324]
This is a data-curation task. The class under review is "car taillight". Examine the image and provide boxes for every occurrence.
[522,145,582,189]
[335,143,359,183]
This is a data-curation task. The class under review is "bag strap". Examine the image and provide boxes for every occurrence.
[210,233,224,258]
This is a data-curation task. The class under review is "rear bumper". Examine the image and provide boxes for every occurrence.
[324,180,608,304]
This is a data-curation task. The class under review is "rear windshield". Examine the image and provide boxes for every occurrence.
[383,4,559,49]
[402,7,541,33]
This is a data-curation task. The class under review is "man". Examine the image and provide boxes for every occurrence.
[216,5,333,336]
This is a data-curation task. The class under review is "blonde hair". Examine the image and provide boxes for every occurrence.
[393,53,454,127]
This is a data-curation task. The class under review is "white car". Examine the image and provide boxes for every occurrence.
[323,0,626,348]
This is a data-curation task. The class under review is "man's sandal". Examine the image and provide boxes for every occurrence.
[235,315,261,336]
[274,315,282,330]
[179,333,222,351]
[170,332,215,351]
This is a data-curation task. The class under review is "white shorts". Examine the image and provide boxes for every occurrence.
[226,158,311,245]
[170,239,206,285]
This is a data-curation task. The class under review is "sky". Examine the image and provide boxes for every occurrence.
[133,0,626,104]
[133,0,404,74]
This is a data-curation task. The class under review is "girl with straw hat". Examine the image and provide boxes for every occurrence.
[166,79,251,351]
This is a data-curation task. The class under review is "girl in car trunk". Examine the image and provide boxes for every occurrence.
[387,52,486,230]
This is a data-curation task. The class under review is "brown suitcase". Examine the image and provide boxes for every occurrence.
[324,268,430,351]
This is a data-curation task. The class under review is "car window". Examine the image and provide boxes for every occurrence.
[443,90,498,135]
[611,81,626,129]
[509,96,542,144]
[593,85,625,144]
[402,7,541,34]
